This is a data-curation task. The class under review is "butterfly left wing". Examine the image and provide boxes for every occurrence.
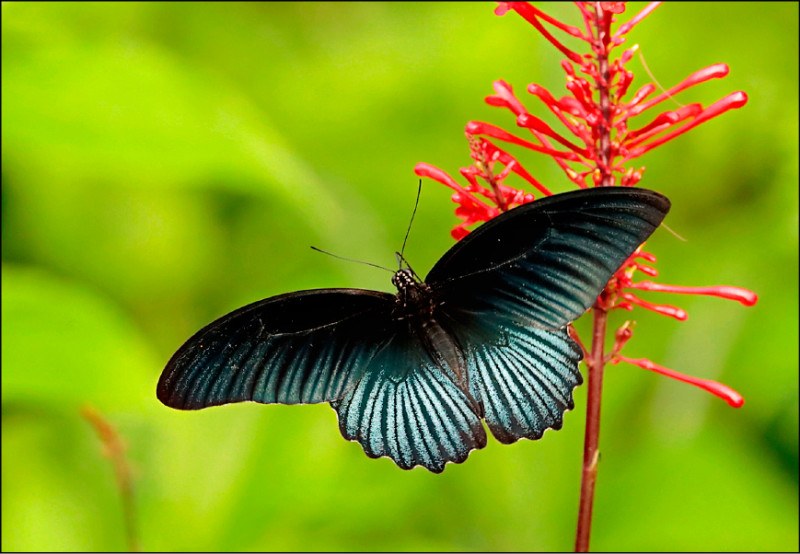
[157,289,395,410]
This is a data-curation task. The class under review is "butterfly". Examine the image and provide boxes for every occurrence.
[158,187,670,473]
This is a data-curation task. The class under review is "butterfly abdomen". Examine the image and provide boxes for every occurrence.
[418,317,469,390]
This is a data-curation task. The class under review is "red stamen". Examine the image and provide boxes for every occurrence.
[625,104,702,144]
[627,64,731,118]
[627,281,758,306]
[622,83,657,112]
[486,80,528,117]
[516,113,589,154]
[414,163,497,213]
[619,292,688,320]
[615,355,745,408]
[526,3,589,40]
[631,263,658,277]
[466,121,582,160]
[487,144,552,195]
[625,92,748,159]
[611,2,662,42]
[501,2,584,64]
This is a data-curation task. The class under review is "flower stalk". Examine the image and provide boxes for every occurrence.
[415,2,756,550]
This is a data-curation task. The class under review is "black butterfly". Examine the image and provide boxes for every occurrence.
[158,187,670,473]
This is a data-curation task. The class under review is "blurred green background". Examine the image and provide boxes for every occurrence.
[2,2,797,551]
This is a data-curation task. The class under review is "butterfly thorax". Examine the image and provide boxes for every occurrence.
[392,269,435,320]
[391,268,474,401]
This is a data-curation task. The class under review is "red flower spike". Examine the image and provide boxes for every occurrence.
[614,355,745,408]
[413,8,755,507]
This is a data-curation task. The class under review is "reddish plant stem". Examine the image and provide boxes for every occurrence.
[576,6,613,552]
[82,405,140,552]
[575,304,608,552]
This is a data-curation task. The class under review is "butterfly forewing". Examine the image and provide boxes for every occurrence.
[426,187,671,330]
[157,289,394,409]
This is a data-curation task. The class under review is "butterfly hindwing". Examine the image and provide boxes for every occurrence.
[433,306,583,444]
[157,289,394,409]
[473,326,582,444]
[426,187,671,329]
[332,321,487,473]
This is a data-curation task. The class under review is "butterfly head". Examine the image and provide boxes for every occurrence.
[391,268,416,291]
[392,268,435,318]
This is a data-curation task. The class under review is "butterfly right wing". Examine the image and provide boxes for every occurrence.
[157,289,395,410]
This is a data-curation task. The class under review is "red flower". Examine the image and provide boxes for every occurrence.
[415,1,756,406]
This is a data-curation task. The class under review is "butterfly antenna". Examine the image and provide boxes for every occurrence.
[399,180,422,263]
[310,246,395,273]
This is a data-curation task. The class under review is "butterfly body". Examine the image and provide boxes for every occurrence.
[158,187,670,472]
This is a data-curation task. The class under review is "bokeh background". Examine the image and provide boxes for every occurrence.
[3,2,797,551]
